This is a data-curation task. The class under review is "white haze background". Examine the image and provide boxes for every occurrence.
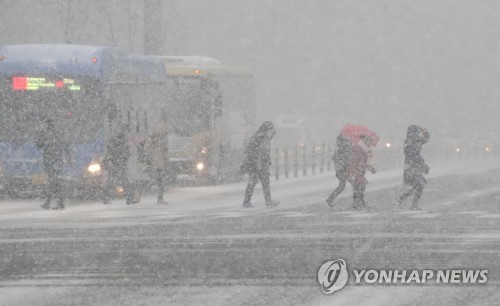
[1,0,500,146]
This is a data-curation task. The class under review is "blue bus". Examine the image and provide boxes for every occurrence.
[0,44,169,197]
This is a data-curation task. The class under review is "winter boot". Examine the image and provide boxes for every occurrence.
[410,204,422,211]
[266,201,280,208]
[41,200,51,210]
[396,198,403,209]
[353,202,364,210]
[54,199,65,210]
[242,202,254,208]
[157,197,168,204]
[324,199,334,208]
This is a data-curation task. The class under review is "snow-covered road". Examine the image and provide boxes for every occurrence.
[1,157,500,306]
[0,158,498,227]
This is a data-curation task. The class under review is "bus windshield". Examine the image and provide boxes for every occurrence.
[0,76,103,144]
[168,77,219,137]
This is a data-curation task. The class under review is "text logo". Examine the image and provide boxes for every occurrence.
[353,269,488,284]
[317,259,349,294]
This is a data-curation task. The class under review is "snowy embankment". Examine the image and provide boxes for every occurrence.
[0,158,498,226]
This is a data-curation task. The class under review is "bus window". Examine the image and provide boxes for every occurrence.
[0,76,102,144]
[168,77,212,137]
[167,78,224,136]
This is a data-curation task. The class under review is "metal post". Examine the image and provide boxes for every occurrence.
[284,146,289,179]
[302,144,307,177]
[311,143,316,175]
[320,143,325,174]
[294,146,299,178]
[275,148,280,180]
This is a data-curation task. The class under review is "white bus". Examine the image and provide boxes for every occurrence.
[161,56,256,182]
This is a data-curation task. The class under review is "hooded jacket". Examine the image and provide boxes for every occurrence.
[103,132,130,174]
[241,121,275,173]
[403,125,430,186]
[36,120,71,173]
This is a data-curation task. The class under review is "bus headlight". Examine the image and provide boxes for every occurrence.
[196,162,205,171]
[87,162,101,174]
[115,186,125,196]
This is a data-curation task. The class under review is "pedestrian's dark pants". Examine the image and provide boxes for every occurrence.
[154,168,166,201]
[399,183,424,206]
[244,169,271,204]
[352,183,366,208]
[326,178,346,203]
[45,167,64,207]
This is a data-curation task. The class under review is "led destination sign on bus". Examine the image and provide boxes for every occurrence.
[12,77,81,91]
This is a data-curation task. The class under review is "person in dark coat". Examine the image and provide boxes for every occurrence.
[102,129,136,205]
[36,118,72,210]
[397,125,430,210]
[241,121,279,208]
[325,134,352,207]
[144,122,169,204]
[346,135,376,209]
[326,134,376,209]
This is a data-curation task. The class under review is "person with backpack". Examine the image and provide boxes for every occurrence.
[241,121,279,208]
[144,121,169,204]
[346,135,376,209]
[325,125,377,209]
[37,118,72,210]
[102,128,137,205]
[397,125,430,210]
[325,134,352,208]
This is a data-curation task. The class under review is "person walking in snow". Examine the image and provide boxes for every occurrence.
[36,118,72,210]
[241,121,279,208]
[346,135,376,209]
[144,121,170,204]
[325,125,378,209]
[102,128,136,205]
[397,125,430,210]
[325,134,352,207]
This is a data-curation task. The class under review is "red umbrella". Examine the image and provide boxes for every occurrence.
[340,124,379,146]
